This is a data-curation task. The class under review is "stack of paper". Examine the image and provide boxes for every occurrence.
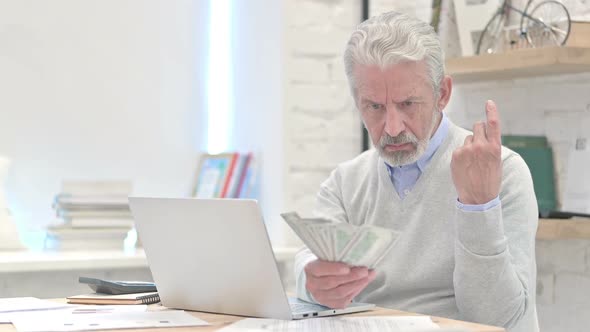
[10,311,209,332]
[218,316,446,331]
[281,212,398,268]
[0,297,71,323]
[0,297,209,332]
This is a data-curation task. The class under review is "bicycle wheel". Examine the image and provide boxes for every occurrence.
[476,11,507,55]
[519,0,543,33]
[524,0,571,48]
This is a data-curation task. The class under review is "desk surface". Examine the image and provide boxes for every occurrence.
[0,306,504,332]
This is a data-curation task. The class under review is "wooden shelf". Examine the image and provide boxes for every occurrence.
[446,46,590,83]
[537,218,590,240]
[0,247,299,273]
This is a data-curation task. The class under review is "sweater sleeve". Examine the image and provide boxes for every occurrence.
[453,152,538,330]
[294,167,348,303]
[294,248,319,303]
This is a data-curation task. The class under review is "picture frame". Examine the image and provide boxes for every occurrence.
[192,153,238,198]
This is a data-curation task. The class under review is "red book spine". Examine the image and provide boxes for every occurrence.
[220,153,239,198]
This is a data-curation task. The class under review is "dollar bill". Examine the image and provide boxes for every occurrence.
[280,211,398,268]
[281,212,330,260]
[338,226,398,268]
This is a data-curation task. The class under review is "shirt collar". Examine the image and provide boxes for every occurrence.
[385,112,449,172]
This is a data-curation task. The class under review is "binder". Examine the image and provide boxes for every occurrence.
[502,135,557,215]
[66,292,160,305]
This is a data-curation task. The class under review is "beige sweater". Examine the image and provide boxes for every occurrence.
[294,121,539,332]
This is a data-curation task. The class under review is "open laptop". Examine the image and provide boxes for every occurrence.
[128,197,375,320]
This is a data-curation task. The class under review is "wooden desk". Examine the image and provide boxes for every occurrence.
[0,305,504,332]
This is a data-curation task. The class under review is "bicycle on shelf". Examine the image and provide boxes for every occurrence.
[477,0,571,55]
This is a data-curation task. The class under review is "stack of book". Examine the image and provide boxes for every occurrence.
[45,181,134,251]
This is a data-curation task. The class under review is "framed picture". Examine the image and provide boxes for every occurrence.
[193,153,238,198]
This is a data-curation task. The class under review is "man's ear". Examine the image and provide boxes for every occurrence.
[437,75,452,111]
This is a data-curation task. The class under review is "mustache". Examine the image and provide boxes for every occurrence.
[379,132,418,148]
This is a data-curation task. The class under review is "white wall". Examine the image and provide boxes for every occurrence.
[230,0,284,244]
[0,0,208,246]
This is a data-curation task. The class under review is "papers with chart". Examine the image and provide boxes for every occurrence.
[218,316,443,331]
[10,310,209,332]
[0,298,72,323]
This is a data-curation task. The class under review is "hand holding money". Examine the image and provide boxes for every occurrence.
[281,212,398,269]
[304,260,376,309]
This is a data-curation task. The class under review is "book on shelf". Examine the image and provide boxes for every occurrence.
[502,135,556,215]
[44,232,129,251]
[231,153,253,198]
[49,180,137,250]
[219,153,239,198]
[67,292,160,305]
[56,209,133,219]
[54,195,130,209]
[193,152,257,199]
[46,227,130,241]
[237,154,258,199]
[53,180,132,211]
[61,180,132,196]
[48,239,126,251]
[67,217,135,229]
[502,135,548,148]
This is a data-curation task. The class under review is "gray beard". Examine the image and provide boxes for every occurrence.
[377,111,440,167]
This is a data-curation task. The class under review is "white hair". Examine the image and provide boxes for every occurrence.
[344,11,445,98]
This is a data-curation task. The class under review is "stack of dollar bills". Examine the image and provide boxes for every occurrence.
[281,212,399,269]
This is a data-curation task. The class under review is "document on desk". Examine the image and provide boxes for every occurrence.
[0,301,147,324]
[0,297,73,323]
[0,297,71,313]
[10,310,209,332]
[218,316,441,331]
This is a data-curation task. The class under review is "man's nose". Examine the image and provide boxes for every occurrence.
[384,105,405,137]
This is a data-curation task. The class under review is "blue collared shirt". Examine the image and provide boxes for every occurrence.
[385,113,500,211]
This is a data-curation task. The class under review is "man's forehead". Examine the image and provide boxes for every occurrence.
[354,61,430,99]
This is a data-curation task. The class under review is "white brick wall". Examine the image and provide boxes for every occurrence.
[282,0,590,330]
[283,0,361,248]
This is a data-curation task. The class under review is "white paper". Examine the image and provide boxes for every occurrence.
[218,316,440,331]
[0,297,71,313]
[1,305,147,324]
[62,304,148,315]
[11,310,209,332]
[0,298,74,323]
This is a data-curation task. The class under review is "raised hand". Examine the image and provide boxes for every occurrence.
[451,100,502,205]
